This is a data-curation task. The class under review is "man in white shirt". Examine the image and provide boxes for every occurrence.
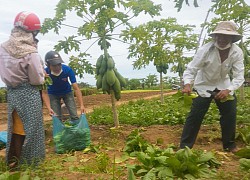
[180,21,244,153]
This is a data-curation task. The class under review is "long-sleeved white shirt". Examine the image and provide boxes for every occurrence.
[183,41,245,97]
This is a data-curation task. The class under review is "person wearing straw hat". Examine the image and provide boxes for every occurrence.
[180,21,244,153]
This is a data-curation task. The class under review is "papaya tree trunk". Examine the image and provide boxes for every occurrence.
[160,72,164,104]
[110,90,119,127]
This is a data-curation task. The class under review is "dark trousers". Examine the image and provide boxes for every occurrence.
[180,95,237,150]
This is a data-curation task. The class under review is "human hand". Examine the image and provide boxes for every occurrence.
[80,105,86,114]
[44,73,50,78]
[214,89,231,100]
[43,70,49,77]
[182,84,192,95]
[48,108,55,116]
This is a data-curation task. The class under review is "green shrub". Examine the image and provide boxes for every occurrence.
[80,88,98,96]
[0,88,7,103]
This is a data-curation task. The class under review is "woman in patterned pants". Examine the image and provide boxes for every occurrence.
[0,11,46,169]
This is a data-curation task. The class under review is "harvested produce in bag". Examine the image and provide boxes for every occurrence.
[53,114,91,154]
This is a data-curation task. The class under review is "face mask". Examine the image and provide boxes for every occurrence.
[214,42,231,50]
[51,69,62,76]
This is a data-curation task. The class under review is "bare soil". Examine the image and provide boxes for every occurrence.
[0,91,246,179]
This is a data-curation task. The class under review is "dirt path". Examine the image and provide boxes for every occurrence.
[0,91,176,131]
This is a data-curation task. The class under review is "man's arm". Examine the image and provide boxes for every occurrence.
[41,90,54,116]
[228,50,245,91]
[72,83,86,114]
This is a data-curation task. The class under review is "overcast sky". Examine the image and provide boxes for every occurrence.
[0,0,218,87]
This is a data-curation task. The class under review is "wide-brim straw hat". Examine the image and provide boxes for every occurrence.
[208,21,242,43]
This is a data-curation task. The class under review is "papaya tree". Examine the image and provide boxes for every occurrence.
[170,31,198,86]
[174,0,216,11]
[144,74,158,89]
[121,17,198,103]
[127,78,141,90]
[155,62,168,103]
[171,56,191,86]
[41,0,162,127]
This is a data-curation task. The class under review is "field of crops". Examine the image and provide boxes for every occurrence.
[0,89,249,179]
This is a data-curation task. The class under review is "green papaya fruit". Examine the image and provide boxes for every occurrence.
[112,78,121,93]
[96,55,103,69]
[99,57,107,76]
[114,90,121,101]
[113,68,126,87]
[102,73,110,94]
[106,69,116,86]
[96,74,103,89]
[112,78,121,100]
[156,65,162,73]
[107,56,115,70]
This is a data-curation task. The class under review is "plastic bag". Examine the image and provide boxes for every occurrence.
[52,114,91,154]
[0,131,7,149]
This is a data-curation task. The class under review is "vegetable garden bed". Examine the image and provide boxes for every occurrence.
[0,90,249,179]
